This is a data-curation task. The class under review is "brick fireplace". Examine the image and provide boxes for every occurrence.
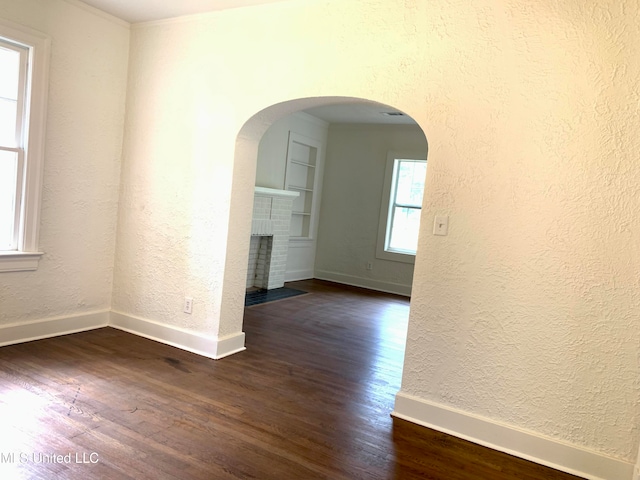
[246,187,299,290]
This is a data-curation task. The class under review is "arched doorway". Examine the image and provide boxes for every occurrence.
[218,96,428,353]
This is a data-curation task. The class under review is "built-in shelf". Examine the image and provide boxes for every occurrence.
[284,131,322,239]
[254,186,300,199]
[291,159,316,168]
[288,185,313,192]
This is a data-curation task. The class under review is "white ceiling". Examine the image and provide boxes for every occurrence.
[303,104,416,125]
[79,0,291,24]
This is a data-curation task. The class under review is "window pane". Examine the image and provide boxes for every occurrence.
[0,46,20,100]
[0,44,20,147]
[0,98,17,146]
[388,206,421,254]
[0,149,19,250]
[395,160,426,206]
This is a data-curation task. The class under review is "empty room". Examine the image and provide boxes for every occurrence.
[0,0,638,479]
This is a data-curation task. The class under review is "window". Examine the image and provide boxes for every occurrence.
[0,39,28,251]
[376,152,426,263]
[0,20,50,272]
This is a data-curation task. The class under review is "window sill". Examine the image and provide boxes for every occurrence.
[0,251,44,272]
[375,248,416,265]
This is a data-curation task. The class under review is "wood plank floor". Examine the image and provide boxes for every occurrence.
[0,279,583,479]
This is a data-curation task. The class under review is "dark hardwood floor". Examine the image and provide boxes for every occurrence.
[0,279,582,479]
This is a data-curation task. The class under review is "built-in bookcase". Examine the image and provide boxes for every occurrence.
[284,131,322,239]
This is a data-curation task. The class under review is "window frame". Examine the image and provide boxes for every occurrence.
[0,38,29,252]
[376,151,427,264]
[0,19,50,272]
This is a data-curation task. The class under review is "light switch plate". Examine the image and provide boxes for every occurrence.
[433,215,449,236]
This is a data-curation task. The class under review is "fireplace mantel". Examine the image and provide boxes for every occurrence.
[254,186,299,199]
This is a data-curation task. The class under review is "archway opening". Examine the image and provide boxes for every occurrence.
[220,96,428,355]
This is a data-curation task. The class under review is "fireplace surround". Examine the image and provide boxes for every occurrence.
[246,187,299,290]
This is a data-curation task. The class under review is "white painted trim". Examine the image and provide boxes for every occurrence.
[254,186,299,198]
[0,310,247,360]
[131,0,291,28]
[215,332,247,359]
[314,270,411,297]
[0,19,50,262]
[284,131,324,240]
[20,26,50,255]
[0,251,43,272]
[375,151,427,265]
[61,0,131,28]
[110,311,246,360]
[393,392,634,480]
[0,310,109,347]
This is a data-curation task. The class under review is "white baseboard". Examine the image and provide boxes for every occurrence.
[393,392,634,480]
[284,268,314,282]
[0,309,246,360]
[0,310,109,347]
[314,270,411,297]
[109,311,245,360]
[214,331,247,359]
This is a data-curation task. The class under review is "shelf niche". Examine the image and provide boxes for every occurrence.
[284,131,322,239]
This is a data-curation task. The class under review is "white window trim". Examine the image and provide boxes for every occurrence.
[376,151,427,265]
[0,19,50,272]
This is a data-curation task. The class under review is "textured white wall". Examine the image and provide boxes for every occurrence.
[315,124,427,293]
[115,0,640,466]
[0,0,129,323]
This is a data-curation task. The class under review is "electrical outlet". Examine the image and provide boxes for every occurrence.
[366,262,373,271]
[183,297,193,314]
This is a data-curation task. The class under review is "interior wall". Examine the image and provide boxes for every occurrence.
[115,0,640,473]
[314,124,427,295]
[0,0,129,324]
